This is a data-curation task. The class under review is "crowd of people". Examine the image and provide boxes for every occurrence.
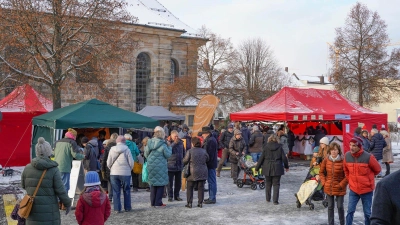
[17,122,399,225]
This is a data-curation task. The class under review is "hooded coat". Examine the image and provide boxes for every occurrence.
[255,142,289,176]
[83,139,99,171]
[101,140,116,181]
[21,156,71,225]
[183,147,209,182]
[369,132,386,161]
[320,155,348,196]
[144,137,172,186]
[107,143,134,176]
[167,139,185,172]
[249,130,264,153]
[228,136,246,164]
[54,138,84,173]
[126,140,140,162]
[75,188,111,225]
[382,135,394,163]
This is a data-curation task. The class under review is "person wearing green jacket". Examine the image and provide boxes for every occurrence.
[145,126,172,207]
[125,133,140,191]
[53,128,84,194]
[22,137,71,225]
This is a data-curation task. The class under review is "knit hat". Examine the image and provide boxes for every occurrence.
[350,136,363,149]
[313,146,319,153]
[81,136,89,144]
[320,137,329,145]
[35,137,52,157]
[234,129,242,135]
[65,128,77,140]
[228,124,234,129]
[84,171,101,186]
[116,135,126,144]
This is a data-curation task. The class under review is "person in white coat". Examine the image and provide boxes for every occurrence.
[107,135,134,213]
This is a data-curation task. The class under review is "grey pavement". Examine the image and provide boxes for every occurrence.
[59,150,400,225]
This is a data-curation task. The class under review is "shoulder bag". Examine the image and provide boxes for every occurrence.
[183,152,191,178]
[18,169,47,219]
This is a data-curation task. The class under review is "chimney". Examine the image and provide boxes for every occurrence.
[319,76,324,84]
[285,67,288,72]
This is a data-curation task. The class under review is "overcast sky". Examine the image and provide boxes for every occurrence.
[157,0,400,76]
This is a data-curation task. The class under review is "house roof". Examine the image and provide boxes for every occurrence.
[0,84,52,112]
[128,0,200,38]
[137,106,185,121]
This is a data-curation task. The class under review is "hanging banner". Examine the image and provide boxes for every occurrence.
[192,95,219,137]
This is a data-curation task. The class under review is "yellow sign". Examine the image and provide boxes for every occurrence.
[191,95,219,137]
[3,194,18,225]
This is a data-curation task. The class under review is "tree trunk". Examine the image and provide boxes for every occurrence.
[52,84,62,110]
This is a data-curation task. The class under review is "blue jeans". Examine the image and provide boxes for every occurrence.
[110,175,131,212]
[346,190,373,225]
[60,172,70,194]
[207,169,217,201]
[251,153,261,162]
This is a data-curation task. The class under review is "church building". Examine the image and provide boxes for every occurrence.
[60,0,206,112]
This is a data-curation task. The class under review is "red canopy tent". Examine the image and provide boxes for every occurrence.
[230,87,387,152]
[0,84,52,167]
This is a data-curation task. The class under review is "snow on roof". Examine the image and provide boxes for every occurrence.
[0,84,52,112]
[127,0,201,38]
[284,71,305,87]
[297,75,328,83]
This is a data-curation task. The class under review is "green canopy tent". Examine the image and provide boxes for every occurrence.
[32,98,158,158]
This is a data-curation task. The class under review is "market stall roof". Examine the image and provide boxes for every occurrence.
[33,99,158,129]
[137,106,185,121]
[230,87,386,121]
[0,84,52,112]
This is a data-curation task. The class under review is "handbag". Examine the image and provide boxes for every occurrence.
[183,152,191,178]
[183,162,191,178]
[133,162,143,174]
[142,160,149,183]
[18,169,47,219]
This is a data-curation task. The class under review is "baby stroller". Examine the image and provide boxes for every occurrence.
[236,155,265,190]
[294,165,328,210]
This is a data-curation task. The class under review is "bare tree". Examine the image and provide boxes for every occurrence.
[165,26,240,105]
[0,0,137,109]
[330,2,400,107]
[236,38,288,104]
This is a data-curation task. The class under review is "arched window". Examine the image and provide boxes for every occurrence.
[170,59,179,83]
[136,53,151,111]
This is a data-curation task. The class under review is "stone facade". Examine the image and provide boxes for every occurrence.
[58,24,206,112]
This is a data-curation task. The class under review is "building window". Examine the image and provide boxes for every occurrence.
[188,115,194,127]
[136,53,151,111]
[170,59,179,83]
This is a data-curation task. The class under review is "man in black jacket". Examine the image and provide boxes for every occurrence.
[202,126,218,204]
[216,124,234,177]
[370,170,400,225]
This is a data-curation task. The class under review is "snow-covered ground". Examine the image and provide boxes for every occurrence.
[1,145,399,225]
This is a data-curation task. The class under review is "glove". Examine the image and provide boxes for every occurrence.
[65,206,71,215]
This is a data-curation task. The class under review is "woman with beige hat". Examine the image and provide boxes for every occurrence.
[380,130,394,177]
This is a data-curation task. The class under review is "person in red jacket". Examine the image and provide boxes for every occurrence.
[343,136,381,225]
[75,171,111,225]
